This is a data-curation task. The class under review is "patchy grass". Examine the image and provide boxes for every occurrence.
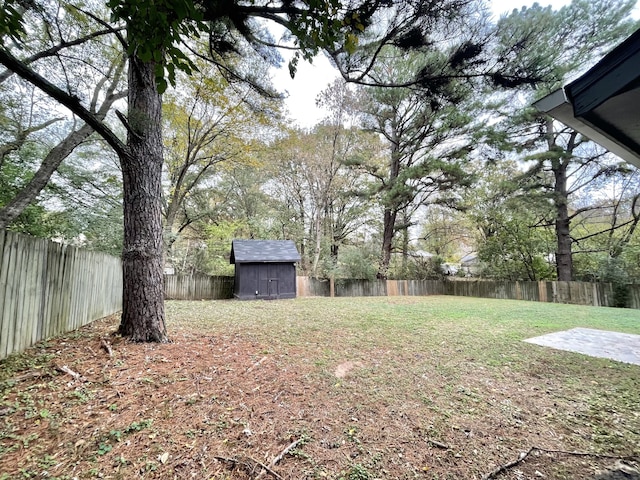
[0,296,639,479]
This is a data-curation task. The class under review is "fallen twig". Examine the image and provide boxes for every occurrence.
[100,338,113,357]
[534,447,638,460]
[246,356,268,374]
[55,364,86,382]
[482,446,639,479]
[255,438,304,479]
[426,438,449,449]
[271,438,303,466]
[8,370,49,384]
[214,455,282,479]
[482,447,535,479]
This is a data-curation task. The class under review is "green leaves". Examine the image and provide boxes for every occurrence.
[107,0,207,91]
[0,0,26,42]
[105,0,375,87]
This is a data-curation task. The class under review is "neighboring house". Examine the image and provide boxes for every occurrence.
[441,262,459,276]
[410,250,460,275]
[230,239,301,300]
[459,252,479,276]
[163,264,175,275]
[534,28,640,168]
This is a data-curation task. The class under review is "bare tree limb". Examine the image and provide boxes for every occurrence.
[0,29,123,84]
[0,56,127,228]
[0,47,126,156]
[0,116,63,169]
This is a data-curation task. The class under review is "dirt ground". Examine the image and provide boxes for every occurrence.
[0,314,638,479]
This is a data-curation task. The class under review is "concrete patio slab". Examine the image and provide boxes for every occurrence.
[524,327,640,366]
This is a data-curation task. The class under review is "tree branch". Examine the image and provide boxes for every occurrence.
[0,48,126,156]
[0,116,63,168]
[0,28,122,84]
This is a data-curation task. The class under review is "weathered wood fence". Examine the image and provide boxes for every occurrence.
[164,274,233,300]
[443,279,630,307]
[0,230,122,360]
[164,274,640,310]
[295,277,448,298]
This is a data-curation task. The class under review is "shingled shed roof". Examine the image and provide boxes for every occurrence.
[230,240,301,264]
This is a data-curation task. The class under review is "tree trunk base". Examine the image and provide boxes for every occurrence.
[118,317,169,343]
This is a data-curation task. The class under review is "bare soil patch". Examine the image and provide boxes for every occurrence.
[334,361,364,379]
[1,297,639,479]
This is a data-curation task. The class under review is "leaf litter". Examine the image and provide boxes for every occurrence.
[0,297,638,479]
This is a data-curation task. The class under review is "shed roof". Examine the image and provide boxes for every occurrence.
[230,240,301,264]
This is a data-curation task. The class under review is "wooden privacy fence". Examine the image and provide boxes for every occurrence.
[164,274,233,300]
[296,277,447,298]
[165,274,640,309]
[443,279,627,307]
[0,230,122,360]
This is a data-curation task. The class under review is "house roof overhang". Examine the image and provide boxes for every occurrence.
[533,28,640,169]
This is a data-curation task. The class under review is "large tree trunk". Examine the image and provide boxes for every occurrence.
[545,118,573,282]
[118,56,167,342]
[552,155,573,281]
[377,207,397,279]
[311,210,322,277]
[555,206,573,281]
[377,135,401,280]
[400,208,409,273]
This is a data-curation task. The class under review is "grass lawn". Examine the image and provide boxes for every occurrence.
[1,296,639,479]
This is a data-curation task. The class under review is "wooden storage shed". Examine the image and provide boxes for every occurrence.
[230,240,301,300]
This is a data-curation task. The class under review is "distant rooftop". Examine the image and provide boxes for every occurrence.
[230,240,301,264]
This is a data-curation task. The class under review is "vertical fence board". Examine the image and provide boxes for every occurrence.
[21,235,36,352]
[12,234,28,355]
[0,230,10,358]
[31,239,46,345]
[0,232,18,358]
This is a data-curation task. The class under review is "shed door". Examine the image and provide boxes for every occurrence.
[257,264,280,298]
[268,277,279,297]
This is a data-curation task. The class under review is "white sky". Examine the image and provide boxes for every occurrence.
[268,0,598,127]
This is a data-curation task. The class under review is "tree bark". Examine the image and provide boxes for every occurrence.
[311,210,322,277]
[377,134,401,280]
[377,207,397,279]
[400,207,410,273]
[554,187,573,281]
[117,56,167,342]
[546,119,573,282]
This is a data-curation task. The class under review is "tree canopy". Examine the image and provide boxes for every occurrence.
[1,0,639,343]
